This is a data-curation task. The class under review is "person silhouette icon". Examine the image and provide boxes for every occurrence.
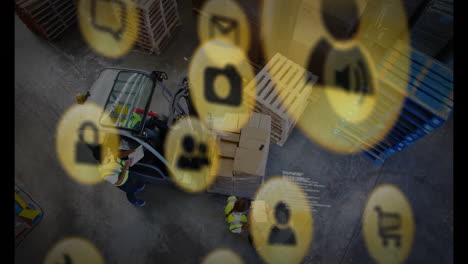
[268,201,297,245]
[306,0,373,98]
[304,0,377,124]
[177,135,211,170]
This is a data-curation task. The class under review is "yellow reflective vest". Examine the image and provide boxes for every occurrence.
[98,157,129,186]
[113,105,142,129]
[128,112,142,129]
[119,112,142,129]
[225,196,248,233]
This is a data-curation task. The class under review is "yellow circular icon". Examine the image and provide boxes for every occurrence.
[324,45,378,123]
[188,39,255,132]
[260,0,410,153]
[198,0,250,52]
[164,116,220,193]
[78,0,138,58]
[363,184,415,264]
[201,249,244,264]
[251,177,313,264]
[56,103,120,185]
[43,237,105,264]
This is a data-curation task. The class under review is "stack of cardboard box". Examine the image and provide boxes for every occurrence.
[208,113,271,198]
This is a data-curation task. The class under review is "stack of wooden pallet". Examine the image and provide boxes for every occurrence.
[208,113,271,198]
[134,0,181,54]
[15,0,77,40]
[244,53,319,146]
[411,0,453,58]
[334,40,453,164]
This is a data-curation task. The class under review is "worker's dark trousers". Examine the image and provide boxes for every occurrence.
[117,173,143,203]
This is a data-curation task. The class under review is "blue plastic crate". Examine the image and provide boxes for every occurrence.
[362,42,453,164]
[400,108,434,132]
[430,63,453,83]
[384,43,453,119]
[384,147,396,156]
[403,98,444,128]
[407,60,453,97]
[396,142,406,151]
[363,151,385,165]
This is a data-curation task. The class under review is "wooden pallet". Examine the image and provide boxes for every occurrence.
[334,40,454,162]
[133,0,181,54]
[15,0,77,41]
[208,176,263,198]
[245,53,318,146]
[207,162,264,198]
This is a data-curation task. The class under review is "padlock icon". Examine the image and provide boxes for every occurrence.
[75,121,101,164]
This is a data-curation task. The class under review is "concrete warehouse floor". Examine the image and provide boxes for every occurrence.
[15,1,453,264]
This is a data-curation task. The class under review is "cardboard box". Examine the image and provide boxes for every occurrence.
[233,113,271,177]
[239,127,269,149]
[239,137,267,151]
[233,147,266,177]
[219,141,237,158]
[259,115,272,130]
[215,131,240,143]
[208,112,249,133]
[241,127,269,141]
[207,157,235,195]
[215,158,234,178]
[245,112,272,130]
[245,112,261,128]
[239,118,270,151]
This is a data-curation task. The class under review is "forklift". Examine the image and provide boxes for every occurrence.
[76,67,197,185]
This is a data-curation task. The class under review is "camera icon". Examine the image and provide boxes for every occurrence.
[204,65,242,106]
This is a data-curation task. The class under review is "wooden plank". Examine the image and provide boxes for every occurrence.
[41,5,75,31]
[280,71,316,115]
[264,60,294,111]
[133,0,179,54]
[271,67,302,109]
[48,16,76,38]
[15,0,76,40]
[244,53,318,146]
[257,55,286,98]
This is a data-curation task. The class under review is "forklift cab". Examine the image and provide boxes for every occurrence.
[82,67,194,185]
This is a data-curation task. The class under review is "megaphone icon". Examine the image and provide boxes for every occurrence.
[335,65,352,92]
[90,0,127,41]
[335,60,372,95]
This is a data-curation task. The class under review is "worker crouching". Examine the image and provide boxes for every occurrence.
[225,196,251,234]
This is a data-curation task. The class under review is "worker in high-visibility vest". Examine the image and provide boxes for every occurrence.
[113,104,167,149]
[97,146,146,207]
[113,105,143,129]
[225,196,251,234]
